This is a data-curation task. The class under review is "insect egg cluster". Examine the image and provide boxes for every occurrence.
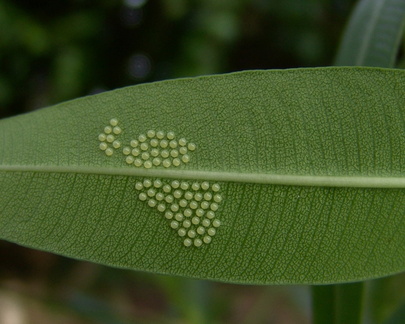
[98,118,196,169]
[135,179,222,247]
[122,131,196,169]
[98,119,222,247]
[98,118,122,156]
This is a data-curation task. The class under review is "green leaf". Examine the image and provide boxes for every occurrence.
[335,0,405,67]
[0,67,404,285]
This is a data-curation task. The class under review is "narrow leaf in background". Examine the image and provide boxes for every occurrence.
[335,0,405,67]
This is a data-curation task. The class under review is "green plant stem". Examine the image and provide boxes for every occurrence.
[312,285,335,324]
[312,282,365,324]
[335,282,365,324]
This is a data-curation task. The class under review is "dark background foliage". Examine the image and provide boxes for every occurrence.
[0,0,353,118]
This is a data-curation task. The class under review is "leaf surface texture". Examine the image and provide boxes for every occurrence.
[0,67,404,284]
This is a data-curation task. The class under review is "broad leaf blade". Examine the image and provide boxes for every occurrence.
[0,67,404,284]
[335,0,405,67]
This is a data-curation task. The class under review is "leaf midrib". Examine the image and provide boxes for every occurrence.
[1,165,404,188]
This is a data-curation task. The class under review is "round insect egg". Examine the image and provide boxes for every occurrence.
[212,183,220,192]
[144,161,152,169]
[207,228,216,236]
[179,138,187,146]
[179,147,188,155]
[196,209,204,217]
[171,204,179,212]
[171,180,180,188]
[157,204,166,212]
[184,209,192,217]
[134,159,143,167]
[165,211,173,219]
[187,230,196,238]
[135,182,143,190]
[203,236,212,244]
[181,155,190,163]
[188,143,196,151]
[126,156,134,164]
[179,199,188,208]
[194,193,203,201]
[113,126,121,135]
[184,238,192,247]
[175,213,184,221]
[105,148,114,156]
[132,148,140,156]
[192,182,200,191]
[180,182,189,190]
[160,140,168,148]
[191,217,200,225]
[165,195,174,203]
[112,140,121,148]
[98,134,106,141]
[201,201,210,209]
[204,192,212,201]
[143,179,152,187]
[150,149,159,157]
[170,221,179,229]
[160,150,169,158]
[104,126,112,134]
[140,143,148,151]
[170,150,178,157]
[141,152,150,160]
[152,179,161,188]
[167,131,175,140]
[178,228,187,237]
[197,226,205,235]
[156,193,164,201]
[210,203,219,211]
[156,131,165,139]
[202,219,211,227]
[212,219,221,228]
[169,140,178,149]
[147,130,155,138]
[189,201,198,209]
[206,211,215,219]
[138,134,147,142]
[212,194,222,203]
[153,158,161,166]
[99,142,108,151]
[184,191,193,200]
[150,139,159,148]
[173,190,182,198]
[172,158,181,166]
[139,193,147,201]
[109,118,118,126]
[194,239,202,247]
[106,135,115,143]
[122,147,131,155]
[183,220,191,228]
[162,159,171,168]
[201,181,210,190]
[130,140,139,147]
[147,189,156,197]
[163,185,171,193]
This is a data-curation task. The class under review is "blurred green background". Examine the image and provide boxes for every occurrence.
[1,0,404,323]
[0,0,355,119]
